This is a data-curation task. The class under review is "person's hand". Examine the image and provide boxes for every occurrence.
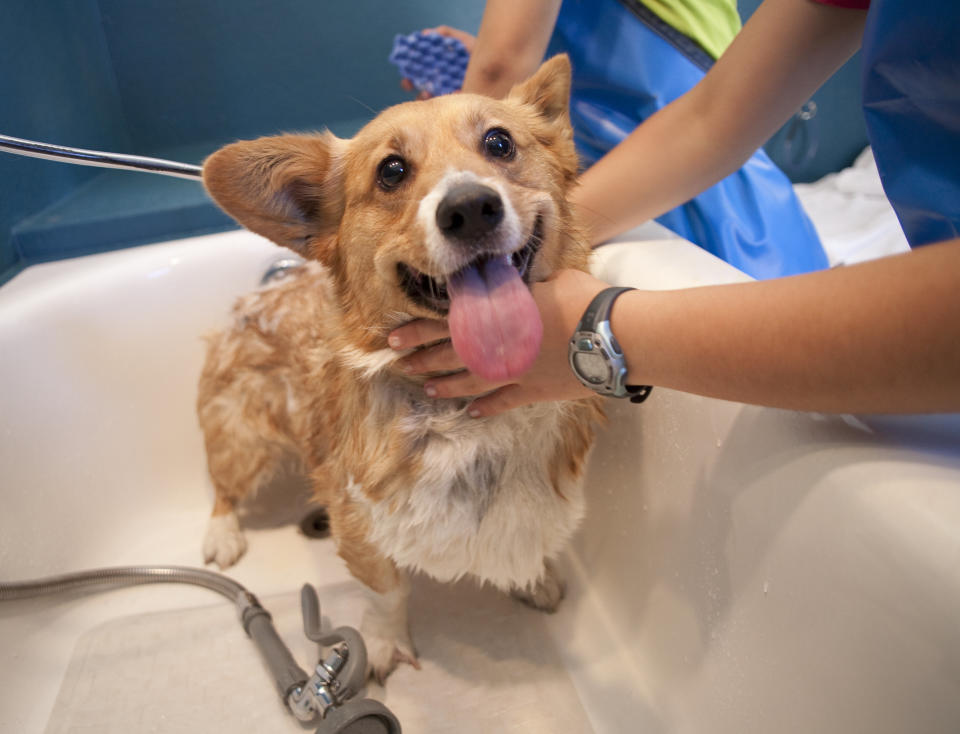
[399,26,476,100]
[389,269,608,416]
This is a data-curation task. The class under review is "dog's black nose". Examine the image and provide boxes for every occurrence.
[436,183,504,242]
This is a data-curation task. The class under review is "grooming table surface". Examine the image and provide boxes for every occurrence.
[44,577,594,733]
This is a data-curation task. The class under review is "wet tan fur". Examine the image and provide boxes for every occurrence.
[197,56,603,680]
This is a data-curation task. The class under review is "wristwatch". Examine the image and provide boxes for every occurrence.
[568,286,653,404]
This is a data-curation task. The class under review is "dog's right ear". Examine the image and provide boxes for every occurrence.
[203,133,345,262]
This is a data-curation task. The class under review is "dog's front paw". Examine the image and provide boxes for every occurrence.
[202,512,247,569]
[362,627,420,684]
[511,559,566,613]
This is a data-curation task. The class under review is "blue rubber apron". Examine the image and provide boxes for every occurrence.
[546,0,829,279]
[861,0,960,247]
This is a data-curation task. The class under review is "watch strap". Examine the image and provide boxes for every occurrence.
[576,286,635,337]
[577,286,653,403]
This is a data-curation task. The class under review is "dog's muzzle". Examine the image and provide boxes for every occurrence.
[397,216,543,316]
[398,183,543,315]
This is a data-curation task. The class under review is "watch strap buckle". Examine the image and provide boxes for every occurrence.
[626,384,653,404]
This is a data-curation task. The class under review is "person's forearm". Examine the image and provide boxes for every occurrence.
[570,92,741,245]
[611,242,960,413]
[572,0,865,245]
[461,0,562,97]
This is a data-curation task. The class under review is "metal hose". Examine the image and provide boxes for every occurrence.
[0,565,402,732]
[0,134,203,180]
[0,565,254,608]
[0,565,307,711]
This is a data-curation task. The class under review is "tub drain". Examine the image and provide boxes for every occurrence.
[300,507,330,538]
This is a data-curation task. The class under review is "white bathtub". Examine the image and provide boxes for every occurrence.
[1,225,958,733]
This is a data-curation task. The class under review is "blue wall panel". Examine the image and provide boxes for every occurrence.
[0,0,132,281]
[95,0,470,153]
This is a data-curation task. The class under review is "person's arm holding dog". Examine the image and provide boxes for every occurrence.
[390,0,960,416]
[394,244,960,415]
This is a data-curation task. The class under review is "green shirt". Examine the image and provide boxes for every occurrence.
[642,0,742,60]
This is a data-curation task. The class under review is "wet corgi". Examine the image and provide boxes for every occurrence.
[198,55,602,681]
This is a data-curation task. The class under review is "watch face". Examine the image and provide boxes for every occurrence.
[572,351,609,385]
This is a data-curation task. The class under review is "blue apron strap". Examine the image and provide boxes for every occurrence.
[861,0,960,247]
[547,0,828,279]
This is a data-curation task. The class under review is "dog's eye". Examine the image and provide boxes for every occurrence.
[377,155,407,189]
[483,128,515,159]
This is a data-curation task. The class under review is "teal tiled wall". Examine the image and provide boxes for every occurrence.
[1,0,133,282]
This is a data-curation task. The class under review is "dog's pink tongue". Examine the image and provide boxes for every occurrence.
[447,257,542,382]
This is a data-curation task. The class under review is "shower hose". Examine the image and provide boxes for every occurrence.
[0,565,401,734]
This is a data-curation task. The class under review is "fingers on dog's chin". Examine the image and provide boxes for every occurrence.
[425,373,499,400]
[402,345,462,376]
[390,320,450,350]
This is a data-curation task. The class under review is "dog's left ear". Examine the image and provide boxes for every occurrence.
[203,133,345,263]
[507,54,572,127]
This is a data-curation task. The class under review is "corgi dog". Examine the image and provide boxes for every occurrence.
[198,55,602,681]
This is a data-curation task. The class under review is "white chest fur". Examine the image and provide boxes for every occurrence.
[346,386,586,590]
